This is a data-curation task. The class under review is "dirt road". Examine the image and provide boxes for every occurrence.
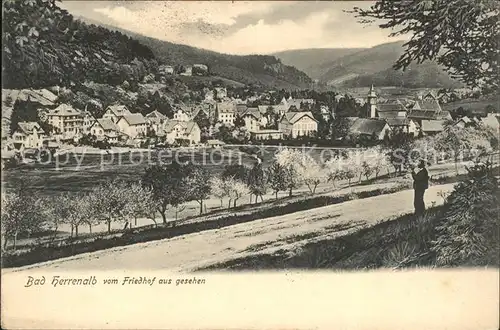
[4,183,457,273]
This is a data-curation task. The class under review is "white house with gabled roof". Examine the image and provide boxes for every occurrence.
[116,113,147,138]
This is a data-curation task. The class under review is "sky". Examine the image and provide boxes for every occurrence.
[59,1,408,55]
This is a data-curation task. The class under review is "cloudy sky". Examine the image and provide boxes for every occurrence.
[60,1,408,55]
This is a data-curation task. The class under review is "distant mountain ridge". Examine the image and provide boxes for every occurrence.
[77,17,312,89]
[272,48,365,79]
[273,41,464,89]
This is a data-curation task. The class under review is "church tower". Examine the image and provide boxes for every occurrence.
[367,84,377,118]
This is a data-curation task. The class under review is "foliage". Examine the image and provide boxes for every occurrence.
[183,164,212,215]
[141,163,191,223]
[274,148,305,196]
[136,32,312,88]
[296,154,325,194]
[267,161,288,199]
[1,191,47,249]
[91,181,130,233]
[247,163,267,202]
[122,183,156,228]
[3,0,155,89]
[351,0,499,93]
[221,164,249,182]
[431,161,499,266]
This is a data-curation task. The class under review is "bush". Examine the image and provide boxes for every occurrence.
[431,161,499,266]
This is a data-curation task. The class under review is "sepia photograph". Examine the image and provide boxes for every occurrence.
[1,0,499,329]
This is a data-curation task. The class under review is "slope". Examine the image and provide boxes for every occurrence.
[2,0,157,90]
[77,17,313,89]
[317,41,463,88]
[272,48,366,79]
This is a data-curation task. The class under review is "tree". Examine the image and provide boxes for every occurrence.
[267,161,287,199]
[432,161,499,266]
[210,176,227,208]
[1,180,47,249]
[234,115,245,128]
[436,123,475,173]
[91,181,129,233]
[122,183,154,228]
[342,151,364,186]
[222,164,249,182]
[184,164,211,215]
[142,163,190,224]
[227,178,250,208]
[297,154,325,194]
[57,193,95,237]
[274,148,304,197]
[331,117,351,141]
[193,108,211,131]
[351,1,499,93]
[325,154,346,188]
[247,163,267,203]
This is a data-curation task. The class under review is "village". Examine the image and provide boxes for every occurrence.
[3,72,499,167]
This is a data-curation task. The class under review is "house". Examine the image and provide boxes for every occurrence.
[204,90,215,101]
[258,104,289,117]
[286,98,315,110]
[480,113,500,134]
[239,107,261,132]
[250,129,283,140]
[407,106,452,124]
[163,120,201,145]
[103,105,132,124]
[455,116,478,129]
[206,139,225,148]
[116,113,148,138]
[236,104,248,116]
[192,64,209,76]
[89,118,122,144]
[159,65,174,75]
[420,120,445,136]
[173,108,191,122]
[348,118,391,141]
[12,122,46,149]
[384,118,410,133]
[279,111,318,138]
[412,98,443,113]
[180,66,192,76]
[216,102,236,125]
[320,104,332,121]
[81,110,96,134]
[408,119,420,137]
[214,87,227,100]
[145,110,167,134]
[45,104,84,138]
[376,99,408,118]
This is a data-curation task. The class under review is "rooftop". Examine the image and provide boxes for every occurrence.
[17,121,45,135]
[421,120,445,132]
[47,104,83,117]
[95,118,120,132]
[349,118,389,136]
[120,113,146,126]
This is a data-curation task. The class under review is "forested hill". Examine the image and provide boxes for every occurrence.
[77,18,313,89]
[2,0,312,91]
[2,0,160,89]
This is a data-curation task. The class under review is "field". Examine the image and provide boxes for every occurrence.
[2,182,459,272]
[1,145,349,194]
[3,144,481,241]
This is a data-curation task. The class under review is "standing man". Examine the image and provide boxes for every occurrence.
[411,159,429,216]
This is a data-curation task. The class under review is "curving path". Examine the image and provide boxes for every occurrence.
[3,183,457,273]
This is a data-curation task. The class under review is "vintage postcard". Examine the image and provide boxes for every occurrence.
[1,0,499,329]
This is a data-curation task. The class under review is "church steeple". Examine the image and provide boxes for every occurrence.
[367,85,377,118]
